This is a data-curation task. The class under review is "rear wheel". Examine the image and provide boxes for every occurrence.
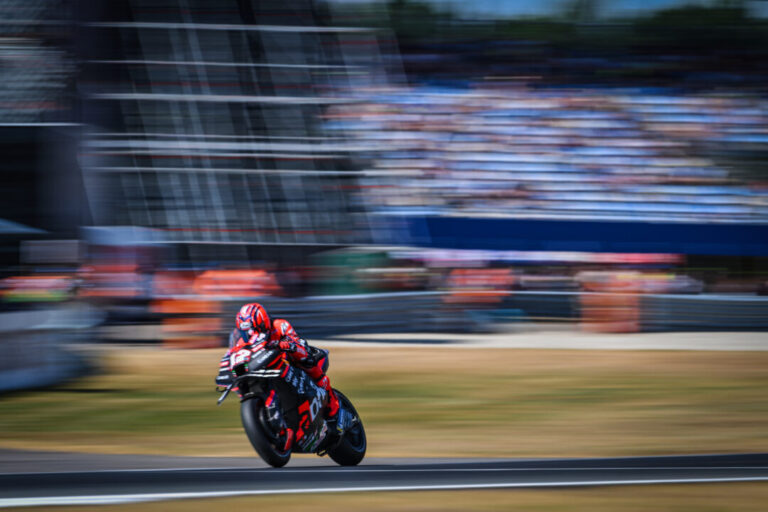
[241,398,291,468]
[327,390,366,466]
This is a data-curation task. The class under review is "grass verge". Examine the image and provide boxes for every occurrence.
[16,484,768,512]
[0,345,766,458]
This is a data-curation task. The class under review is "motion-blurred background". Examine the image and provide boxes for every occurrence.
[1,0,768,390]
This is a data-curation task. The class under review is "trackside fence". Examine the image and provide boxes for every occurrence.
[143,292,768,346]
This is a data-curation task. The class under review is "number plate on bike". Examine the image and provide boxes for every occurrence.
[231,349,251,367]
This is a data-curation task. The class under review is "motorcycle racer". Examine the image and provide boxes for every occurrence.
[216,303,347,441]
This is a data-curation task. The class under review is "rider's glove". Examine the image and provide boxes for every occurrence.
[267,338,297,352]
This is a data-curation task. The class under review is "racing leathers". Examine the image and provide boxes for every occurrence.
[216,319,342,426]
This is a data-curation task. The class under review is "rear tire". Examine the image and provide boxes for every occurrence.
[327,390,366,466]
[241,398,291,468]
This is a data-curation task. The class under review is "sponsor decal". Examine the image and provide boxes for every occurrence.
[251,350,272,367]
[309,396,322,421]
[301,432,320,452]
[249,369,281,377]
[318,422,328,444]
[298,400,311,433]
[230,349,250,367]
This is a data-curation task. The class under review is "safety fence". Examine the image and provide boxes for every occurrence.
[138,291,768,347]
[5,293,765,392]
[144,293,460,346]
[639,294,768,332]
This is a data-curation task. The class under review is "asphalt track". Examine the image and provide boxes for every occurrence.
[0,451,767,508]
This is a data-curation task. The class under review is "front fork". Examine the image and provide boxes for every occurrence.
[223,377,286,442]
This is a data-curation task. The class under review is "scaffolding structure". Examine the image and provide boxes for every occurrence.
[77,0,385,262]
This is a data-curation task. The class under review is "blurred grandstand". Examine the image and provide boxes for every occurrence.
[1,0,768,346]
[332,87,768,224]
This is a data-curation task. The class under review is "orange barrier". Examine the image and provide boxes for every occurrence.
[579,292,640,333]
[442,268,514,304]
[151,299,223,348]
[578,272,641,333]
[192,269,283,298]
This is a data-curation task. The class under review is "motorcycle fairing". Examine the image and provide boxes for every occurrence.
[278,365,329,453]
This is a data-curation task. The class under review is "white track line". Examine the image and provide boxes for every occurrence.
[2,477,768,508]
[2,466,766,476]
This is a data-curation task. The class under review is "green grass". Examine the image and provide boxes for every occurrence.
[0,346,766,458]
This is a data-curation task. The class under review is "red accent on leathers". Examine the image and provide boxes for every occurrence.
[317,375,339,417]
[270,319,307,355]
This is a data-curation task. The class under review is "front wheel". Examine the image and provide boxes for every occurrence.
[327,390,366,466]
[241,398,291,468]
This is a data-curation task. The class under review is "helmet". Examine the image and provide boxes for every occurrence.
[235,302,271,337]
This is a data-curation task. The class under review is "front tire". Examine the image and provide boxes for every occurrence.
[327,390,366,466]
[241,398,291,468]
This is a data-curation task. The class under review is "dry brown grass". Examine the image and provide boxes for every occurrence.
[0,345,766,458]
[18,484,768,512]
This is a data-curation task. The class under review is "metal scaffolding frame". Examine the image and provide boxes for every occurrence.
[78,0,381,256]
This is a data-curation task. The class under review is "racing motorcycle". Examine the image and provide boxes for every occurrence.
[217,338,366,468]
